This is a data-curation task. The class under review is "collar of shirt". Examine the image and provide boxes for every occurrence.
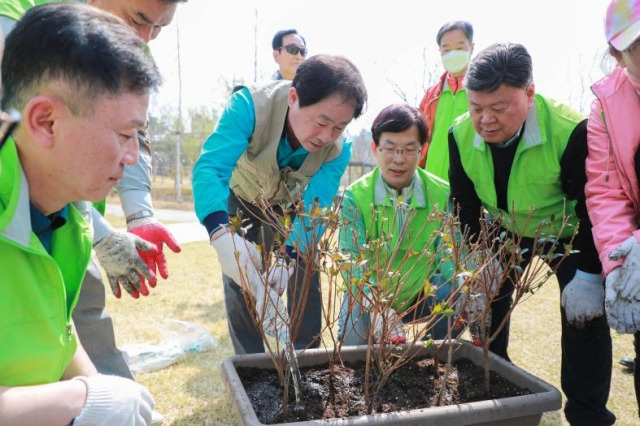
[29,203,68,253]
[493,124,525,149]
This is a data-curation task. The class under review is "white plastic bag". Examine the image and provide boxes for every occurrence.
[121,318,218,373]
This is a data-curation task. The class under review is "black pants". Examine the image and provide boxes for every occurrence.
[223,191,322,355]
[489,238,615,426]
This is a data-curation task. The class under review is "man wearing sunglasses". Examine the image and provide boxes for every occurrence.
[272,28,307,80]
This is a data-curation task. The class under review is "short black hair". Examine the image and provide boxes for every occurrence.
[292,54,367,119]
[2,3,162,112]
[371,104,428,146]
[464,43,533,93]
[272,28,306,50]
[436,21,474,46]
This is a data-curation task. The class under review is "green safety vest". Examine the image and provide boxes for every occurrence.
[452,94,582,238]
[0,137,92,386]
[348,167,451,311]
[426,86,468,182]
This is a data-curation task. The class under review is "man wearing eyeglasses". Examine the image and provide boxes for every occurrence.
[193,54,367,355]
[449,43,614,425]
[337,104,459,346]
[272,28,307,81]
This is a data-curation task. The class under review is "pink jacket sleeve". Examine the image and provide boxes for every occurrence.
[585,98,638,276]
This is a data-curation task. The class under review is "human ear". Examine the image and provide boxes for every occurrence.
[22,96,59,148]
[288,87,299,108]
[370,140,377,154]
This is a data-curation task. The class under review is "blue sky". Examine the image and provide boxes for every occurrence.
[149,0,612,131]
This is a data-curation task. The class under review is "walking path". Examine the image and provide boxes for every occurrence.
[105,204,208,245]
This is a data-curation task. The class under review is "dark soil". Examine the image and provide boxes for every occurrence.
[238,356,532,424]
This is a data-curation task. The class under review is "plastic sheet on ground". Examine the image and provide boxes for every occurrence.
[121,318,218,373]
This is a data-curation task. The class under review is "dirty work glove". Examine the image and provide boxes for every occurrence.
[73,374,154,426]
[561,270,605,328]
[474,249,503,296]
[262,257,295,296]
[372,307,406,344]
[210,229,262,288]
[605,267,640,333]
[127,216,182,288]
[608,236,640,300]
[455,273,491,345]
[254,284,290,343]
[94,231,158,299]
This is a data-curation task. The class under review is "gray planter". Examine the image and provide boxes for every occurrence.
[221,340,562,425]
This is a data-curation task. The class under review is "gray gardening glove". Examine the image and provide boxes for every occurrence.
[561,270,605,328]
[608,236,640,300]
[94,231,158,299]
[73,374,154,426]
[605,267,640,333]
[210,229,262,288]
[371,307,406,344]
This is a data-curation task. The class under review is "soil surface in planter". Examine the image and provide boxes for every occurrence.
[238,356,532,424]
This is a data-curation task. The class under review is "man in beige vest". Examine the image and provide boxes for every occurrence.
[193,55,367,354]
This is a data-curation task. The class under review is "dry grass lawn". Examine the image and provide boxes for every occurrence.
[104,241,638,425]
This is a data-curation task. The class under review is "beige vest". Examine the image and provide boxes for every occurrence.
[230,81,343,205]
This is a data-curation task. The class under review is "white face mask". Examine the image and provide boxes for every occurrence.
[441,49,471,74]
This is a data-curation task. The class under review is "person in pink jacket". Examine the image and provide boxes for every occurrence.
[586,0,640,415]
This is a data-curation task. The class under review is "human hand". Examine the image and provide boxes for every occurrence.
[73,374,154,426]
[94,231,158,299]
[128,218,182,287]
[262,257,295,296]
[254,285,290,343]
[210,229,262,287]
[561,270,605,328]
[605,267,640,333]
[608,236,640,300]
[455,273,491,345]
[372,307,406,344]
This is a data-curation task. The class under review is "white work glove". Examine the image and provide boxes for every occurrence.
[561,270,605,328]
[73,374,154,426]
[607,236,640,300]
[262,257,295,296]
[94,231,158,299]
[254,284,290,343]
[210,230,262,288]
[371,307,406,344]
[605,267,640,333]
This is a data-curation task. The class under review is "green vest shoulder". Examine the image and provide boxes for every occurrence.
[452,94,582,238]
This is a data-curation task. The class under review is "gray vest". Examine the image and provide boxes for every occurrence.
[230,81,343,205]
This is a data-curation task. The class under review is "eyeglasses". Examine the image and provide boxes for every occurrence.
[0,109,20,150]
[279,44,307,57]
[378,146,421,159]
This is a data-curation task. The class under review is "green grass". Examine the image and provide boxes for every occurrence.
[104,241,638,425]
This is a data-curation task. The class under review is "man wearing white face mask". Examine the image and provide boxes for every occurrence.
[418,21,474,181]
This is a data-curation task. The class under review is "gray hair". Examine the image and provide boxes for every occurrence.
[464,43,533,93]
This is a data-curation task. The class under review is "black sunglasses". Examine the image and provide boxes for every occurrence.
[0,109,20,150]
[279,44,307,57]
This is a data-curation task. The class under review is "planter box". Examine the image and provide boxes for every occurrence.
[221,340,562,425]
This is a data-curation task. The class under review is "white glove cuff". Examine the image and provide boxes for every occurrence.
[73,376,112,424]
[574,270,602,283]
[126,210,157,230]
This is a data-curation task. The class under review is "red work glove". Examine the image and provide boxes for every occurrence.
[127,219,181,288]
